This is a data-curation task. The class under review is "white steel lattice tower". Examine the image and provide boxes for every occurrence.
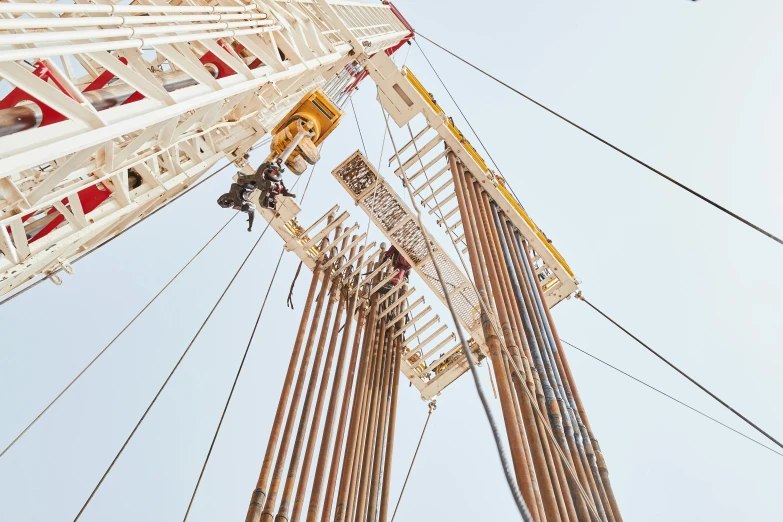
[0,0,412,297]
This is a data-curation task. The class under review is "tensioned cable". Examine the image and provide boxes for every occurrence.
[0,211,239,460]
[72,161,317,521]
[0,159,234,307]
[350,97,369,157]
[72,219,274,522]
[560,338,783,458]
[182,248,286,521]
[415,32,783,247]
[384,115,534,522]
[578,295,783,451]
[390,402,435,522]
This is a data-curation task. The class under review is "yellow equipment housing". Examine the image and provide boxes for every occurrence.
[268,88,344,174]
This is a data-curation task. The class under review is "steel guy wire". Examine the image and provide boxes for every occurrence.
[1,151,319,459]
[390,401,435,522]
[73,159,318,521]
[384,115,534,522]
[559,339,783,459]
[72,218,275,522]
[579,295,783,451]
[182,247,287,521]
[415,32,783,247]
[0,211,239,460]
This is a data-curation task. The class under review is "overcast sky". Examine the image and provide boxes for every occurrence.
[2,1,783,521]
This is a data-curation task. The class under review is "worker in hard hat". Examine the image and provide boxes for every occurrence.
[217,181,256,231]
[381,245,411,293]
[216,162,296,231]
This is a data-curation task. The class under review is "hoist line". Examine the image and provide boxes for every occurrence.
[0,211,240,460]
[72,157,318,521]
[72,219,274,522]
[384,115,534,522]
[350,97,369,157]
[415,32,783,247]
[390,404,434,522]
[560,339,783,458]
[0,159,234,308]
[182,248,286,522]
[579,296,783,451]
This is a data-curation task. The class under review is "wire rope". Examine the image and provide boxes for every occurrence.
[0,211,239,460]
[560,338,783,458]
[415,32,783,247]
[72,154,319,521]
[72,219,274,522]
[578,295,783,451]
[390,402,435,522]
[182,248,286,521]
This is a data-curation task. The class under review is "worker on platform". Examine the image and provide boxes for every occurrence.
[216,161,296,231]
[381,245,411,293]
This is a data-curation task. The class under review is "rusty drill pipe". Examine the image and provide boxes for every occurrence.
[354,312,389,522]
[261,255,336,522]
[320,300,365,522]
[504,223,591,522]
[447,153,541,521]
[492,210,579,522]
[469,181,562,522]
[290,283,350,522]
[290,239,356,522]
[366,325,394,521]
[515,232,620,522]
[511,232,596,502]
[488,204,576,522]
[247,221,333,522]
[481,199,564,522]
[310,246,365,522]
[331,305,372,522]
[275,240,344,522]
[337,293,379,522]
[517,234,623,522]
[379,295,405,522]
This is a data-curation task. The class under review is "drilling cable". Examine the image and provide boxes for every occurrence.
[71,219,274,522]
[560,339,783,458]
[390,402,435,522]
[385,114,534,522]
[0,211,239,460]
[579,295,783,451]
[415,32,783,247]
[182,248,286,521]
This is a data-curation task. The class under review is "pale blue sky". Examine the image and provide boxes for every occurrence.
[2,1,782,521]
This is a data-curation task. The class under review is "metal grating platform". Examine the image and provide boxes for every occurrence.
[332,150,483,345]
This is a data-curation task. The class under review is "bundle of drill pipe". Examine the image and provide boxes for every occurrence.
[244,221,409,522]
[448,151,622,522]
